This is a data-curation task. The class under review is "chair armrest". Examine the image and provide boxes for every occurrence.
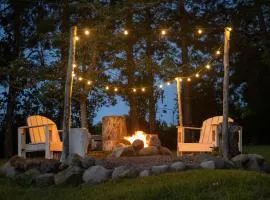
[18,124,55,130]
[58,130,64,133]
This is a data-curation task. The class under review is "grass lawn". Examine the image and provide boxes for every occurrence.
[0,146,269,200]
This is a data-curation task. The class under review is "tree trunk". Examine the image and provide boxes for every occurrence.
[102,116,128,151]
[80,92,88,129]
[179,0,192,127]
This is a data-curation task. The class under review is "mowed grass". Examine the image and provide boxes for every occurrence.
[0,146,269,200]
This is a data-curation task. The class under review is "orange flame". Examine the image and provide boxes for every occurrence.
[124,131,148,147]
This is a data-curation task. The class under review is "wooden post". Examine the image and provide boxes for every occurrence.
[61,26,77,162]
[176,77,183,156]
[222,27,231,159]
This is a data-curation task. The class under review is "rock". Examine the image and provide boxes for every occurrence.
[81,157,95,169]
[148,135,161,147]
[112,166,138,179]
[247,157,261,172]
[198,153,217,162]
[132,139,144,152]
[15,168,40,185]
[170,161,185,172]
[200,161,216,169]
[109,147,125,158]
[231,154,249,166]
[248,154,264,165]
[66,153,83,166]
[186,164,200,169]
[158,146,172,156]
[151,165,169,175]
[10,156,40,171]
[35,173,54,187]
[139,146,158,156]
[40,159,61,173]
[54,166,84,185]
[116,139,131,146]
[83,165,111,184]
[0,161,20,178]
[139,169,151,177]
[232,154,265,171]
[121,146,136,157]
[215,159,235,169]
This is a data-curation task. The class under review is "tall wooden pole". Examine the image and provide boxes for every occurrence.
[222,27,231,159]
[61,26,77,162]
[176,77,183,156]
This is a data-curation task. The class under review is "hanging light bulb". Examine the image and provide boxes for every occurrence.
[84,30,90,35]
[195,73,200,78]
[73,64,76,68]
[216,50,221,55]
[75,36,79,41]
[141,87,145,92]
[124,30,128,35]
[198,29,203,34]
[206,64,211,69]
[78,77,83,81]
[187,77,191,82]
[159,84,163,88]
[87,80,92,85]
[166,81,171,86]
[132,88,137,93]
[179,78,183,82]
[114,87,118,92]
[72,73,75,77]
[105,86,109,90]
[227,27,232,32]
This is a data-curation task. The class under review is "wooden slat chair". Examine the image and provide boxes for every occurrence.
[177,116,242,155]
[18,115,63,159]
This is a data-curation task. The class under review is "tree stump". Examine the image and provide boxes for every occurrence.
[102,116,128,151]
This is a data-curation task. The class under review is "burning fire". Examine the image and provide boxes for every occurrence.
[124,131,148,147]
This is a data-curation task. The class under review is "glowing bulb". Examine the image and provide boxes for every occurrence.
[198,29,203,34]
[159,84,163,88]
[195,73,200,78]
[114,87,118,92]
[166,82,171,86]
[227,27,232,32]
[105,86,109,90]
[72,73,75,77]
[87,80,92,85]
[216,50,221,55]
[73,64,76,68]
[75,36,79,41]
[124,30,128,35]
[187,78,191,82]
[141,88,145,92]
[161,30,166,35]
[84,30,90,35]
[179,78,183,82]
[206,64,211,69]
[133,88,136,93]
[78,77,82,81]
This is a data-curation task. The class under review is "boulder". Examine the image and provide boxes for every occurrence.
[15,168,40,185]
[10,156,40,171]
[139,169,151,177]
[231,154,249,168]
[121,146,136,157]
[66,153,83,166]
[231,154,265,171]
[109,147,125,158]
[215,159,235,169]
[132,140,144,152]
[0,161,20,178]
[81,157,95,169]
[200,161,216,169]
[35,173,54,187]
[151,164,169,175]
[186,164,200,169]
[139,146,158,156]
[170,161,185,172]
[158,146,172,156]
[54,166,84,185]
[198,153,217,162]
[83,165,111,184]
[112,166,138,179]
[40,159,61,173]
[148,135,161,147]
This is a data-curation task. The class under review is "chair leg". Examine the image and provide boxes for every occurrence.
[18,128,26,158]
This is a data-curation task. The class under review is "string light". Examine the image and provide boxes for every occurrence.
[166,81,171,86]
[75,36,79,41]
[132,88,137,93]
[73,64,76,68]
[227,27,232,32]
[187,78,191,82]
[161,30,167,35]
[87,80,92,85]
[114,87,118,92]
[84,30,90,35]
[78,77,83,81]
[198,29,203,34]
[159,84,163,88]
[206,64,211,69]
[72,73,75,77]
[180,78,183,82]
[105,86,109,90]
[124,30,128,35]
[195,73,200,78]
[141,87,145,92]
[216,50,221,55]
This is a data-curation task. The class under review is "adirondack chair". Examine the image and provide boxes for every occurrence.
[18,115,63,159]
[177,116,242,155]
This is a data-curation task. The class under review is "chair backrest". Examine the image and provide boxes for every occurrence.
[199,116,234,144]
[27,115,60,144]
